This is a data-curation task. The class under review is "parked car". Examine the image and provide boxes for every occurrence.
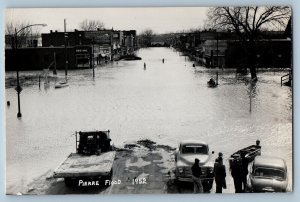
[247,156,288,192]
[175,140,215,191]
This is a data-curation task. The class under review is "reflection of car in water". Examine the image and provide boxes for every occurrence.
[247,156,288,192]
[175,140,215,191]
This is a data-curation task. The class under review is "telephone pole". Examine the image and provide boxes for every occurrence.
[64,19,68,78]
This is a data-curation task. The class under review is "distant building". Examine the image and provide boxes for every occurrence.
[173,30,291,69]
[5,29,137,71]
[5,34,42,49]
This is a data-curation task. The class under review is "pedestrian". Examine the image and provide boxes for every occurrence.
[256,139,262,156]
[230,155,243,193]
[144,62,146,69]
[191,158,204,193]
[162,58,165,63]
[214,157,226,193]
[241,153,249,192]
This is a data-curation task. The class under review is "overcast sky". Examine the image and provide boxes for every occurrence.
[5,7,209,34]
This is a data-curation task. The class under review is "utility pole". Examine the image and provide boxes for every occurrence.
[250,81,253,113]
[64,19,68,78]
[216,32,219,68]
[92,37,95,77]
[53,51,57,75]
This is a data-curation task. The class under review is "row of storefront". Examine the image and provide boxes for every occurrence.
[172,30,292,69]
[5,29,137,71]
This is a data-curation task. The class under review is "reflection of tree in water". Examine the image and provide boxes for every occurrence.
[248,81,258,98]
[247,80,258,113]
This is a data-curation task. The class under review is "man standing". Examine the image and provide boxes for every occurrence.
[231,156,243,193]
[191,158,204,193]
[241,153,249,192]
[214,157,226,193]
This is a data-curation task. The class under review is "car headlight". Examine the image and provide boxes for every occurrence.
[178,168,184,173]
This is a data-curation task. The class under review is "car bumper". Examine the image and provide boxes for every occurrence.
[176,176,214,183]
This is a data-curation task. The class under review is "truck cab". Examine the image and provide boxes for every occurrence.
[53,130,115,187]
[77,130,112,155]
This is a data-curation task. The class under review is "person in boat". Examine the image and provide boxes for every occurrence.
[256,140,261,148]
[208,78,216,86]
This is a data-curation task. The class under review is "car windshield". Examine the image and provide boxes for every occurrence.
[253,167,285,180]
[182,145,208,154]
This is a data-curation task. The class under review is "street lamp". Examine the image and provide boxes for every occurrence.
[92,37,95,77]
[64,32,68,77]
[13,23,47,118]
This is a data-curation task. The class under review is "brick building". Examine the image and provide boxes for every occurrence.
[5,29,137,71]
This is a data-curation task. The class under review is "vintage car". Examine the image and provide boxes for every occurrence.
[175,140,215,191]
[247,156,288,192]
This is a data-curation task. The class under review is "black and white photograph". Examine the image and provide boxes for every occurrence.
[4,7,292,195]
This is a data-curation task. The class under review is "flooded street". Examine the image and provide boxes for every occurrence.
[5,47,292,194]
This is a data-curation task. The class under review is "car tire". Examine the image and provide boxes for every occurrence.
[203,180,213,192]
[64,177,75,187]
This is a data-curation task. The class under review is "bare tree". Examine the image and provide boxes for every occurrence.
[78,19,105,31]
[5,21,41,48]
[139,29,154,47]
[207,6,291,80]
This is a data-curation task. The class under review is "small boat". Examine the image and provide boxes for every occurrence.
[59,81,68,85]
[229,143,261,167]
[55,81,69,89]
[207,78,218,87]
[120,55,142,60]
[207,72,219,88]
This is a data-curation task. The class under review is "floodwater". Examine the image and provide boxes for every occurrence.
[5,47,292,194]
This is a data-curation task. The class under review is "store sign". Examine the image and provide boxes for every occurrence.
[76,49,88,53]
[75,46,90,54]
[85,31,111,44]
